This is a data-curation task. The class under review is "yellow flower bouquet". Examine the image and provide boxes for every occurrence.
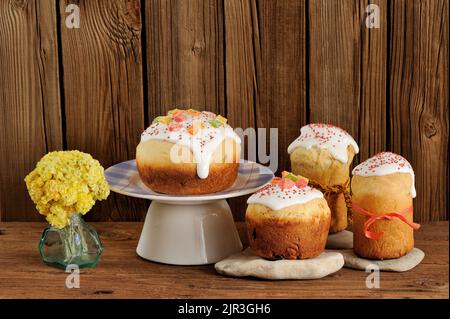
[25,150,110,269]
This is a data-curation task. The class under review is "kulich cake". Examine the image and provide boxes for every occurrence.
[287,124,359,233]
[136,109,241,195]
[246,172,331,260]
[351,152,421,259]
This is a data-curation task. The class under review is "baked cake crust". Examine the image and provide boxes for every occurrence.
[136,138,240,195]
[246,198,331,260]
[351,173,415,259]
[290,145,356,233]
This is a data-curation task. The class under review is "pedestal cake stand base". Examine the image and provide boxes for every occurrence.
[137,200,242,265]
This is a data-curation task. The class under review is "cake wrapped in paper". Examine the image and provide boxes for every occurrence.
[288,123,359,233]
[351,152,420,259]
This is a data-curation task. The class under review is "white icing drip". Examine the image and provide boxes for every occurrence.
[287,123,359,163]
[247,184,324,211]
[352,152,416,198]
[140,111,241,179]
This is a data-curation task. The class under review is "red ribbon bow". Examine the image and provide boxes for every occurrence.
[351,202,421,240]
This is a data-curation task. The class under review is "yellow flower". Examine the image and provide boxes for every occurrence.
[25,151,110,229]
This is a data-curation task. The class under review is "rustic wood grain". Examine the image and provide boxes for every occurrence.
[309,0,361,142]
[256,0,307,174]
[225,0,307,220]
[0,221,447,298]
[358,0,388,162]
[309,0,380,170]
[145,0,225,118]
[0,0,62,222]
[389,0,449,222]
[224,0,257,130]
[60,0,148,221]
[0,0,448,224]
[223,0,259,220]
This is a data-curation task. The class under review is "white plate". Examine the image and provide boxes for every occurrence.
[105,159,274,202]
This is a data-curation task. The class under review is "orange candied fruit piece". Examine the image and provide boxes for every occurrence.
[187,120,203,135]
[186,109,202,117]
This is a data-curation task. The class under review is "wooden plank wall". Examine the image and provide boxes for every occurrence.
[389,0,449,222]
[59,0,148,221]
[0,0,448,223]
[0,0,62,221]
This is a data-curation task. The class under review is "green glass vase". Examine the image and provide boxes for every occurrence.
[38,213,103,269]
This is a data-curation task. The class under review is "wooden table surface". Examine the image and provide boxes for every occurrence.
[0,221,448,299]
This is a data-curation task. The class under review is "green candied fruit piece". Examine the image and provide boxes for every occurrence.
[208,119,222,128]
[152,116,163,124]
[152,116,172,125]
[284,173,298,182]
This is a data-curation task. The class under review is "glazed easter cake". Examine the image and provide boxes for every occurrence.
[288,123,359,233]
[136,109,241,195]
[351,152,421,259]
[246,172,331,260]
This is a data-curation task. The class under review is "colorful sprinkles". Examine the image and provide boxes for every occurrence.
[253,183,316,201]
[287,123,359,163]
[141,109,233,150]
[297,124,346,145]
[143,108,225,139]
[352,152,416,198]
[140,108,241,180]
[352,152,414,175]
[247,171,324,210]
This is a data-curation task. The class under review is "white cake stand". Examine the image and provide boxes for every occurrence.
[105,160,273,265]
